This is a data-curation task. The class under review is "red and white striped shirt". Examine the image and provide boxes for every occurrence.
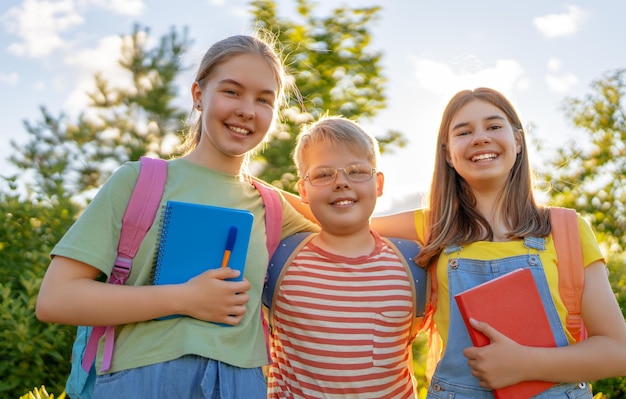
[267,232,416,399]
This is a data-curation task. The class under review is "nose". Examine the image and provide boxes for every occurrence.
[471,128,491,145]
[235,99,255,120]
[333,169,351,190]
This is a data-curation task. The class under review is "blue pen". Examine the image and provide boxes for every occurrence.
[221,226,238,268]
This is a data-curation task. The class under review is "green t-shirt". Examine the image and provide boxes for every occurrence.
[52,158,318,373]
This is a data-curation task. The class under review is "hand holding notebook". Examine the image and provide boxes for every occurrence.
[152,200,254,320]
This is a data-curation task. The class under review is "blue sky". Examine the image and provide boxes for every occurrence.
[1,0,624,212]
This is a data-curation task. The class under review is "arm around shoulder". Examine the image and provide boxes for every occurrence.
[371,210,420,241]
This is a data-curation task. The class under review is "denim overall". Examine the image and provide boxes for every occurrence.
[427,237,593,399]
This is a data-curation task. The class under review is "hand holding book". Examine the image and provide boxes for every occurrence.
[462,317,542,391]
[152,201,254,321]
[454,268,558,399]
[180,267,250,325]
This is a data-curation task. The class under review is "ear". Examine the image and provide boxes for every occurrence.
[444,145,453,166]
[375,171,384,197]
[515,129,523,154]
[191,81,202,104]
[297,179,309,204]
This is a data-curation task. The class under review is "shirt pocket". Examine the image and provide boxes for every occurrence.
[372,310,412,368]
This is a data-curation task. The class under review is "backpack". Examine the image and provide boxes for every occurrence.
[422,206,587,379]
[65,157,282,399]
[261,231,428,344]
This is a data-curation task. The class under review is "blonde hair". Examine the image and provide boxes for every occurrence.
[179,33,287,157]
[293,115,380,176]
[417,88,550,267]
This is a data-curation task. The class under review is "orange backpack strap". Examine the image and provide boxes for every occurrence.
[549,207,587,342]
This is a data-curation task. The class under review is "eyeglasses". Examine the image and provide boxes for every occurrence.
[304,164,376,187]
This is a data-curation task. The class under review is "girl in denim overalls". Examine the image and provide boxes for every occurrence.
[372,88,626,398]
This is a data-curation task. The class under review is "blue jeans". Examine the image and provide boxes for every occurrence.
[92,356,267,399]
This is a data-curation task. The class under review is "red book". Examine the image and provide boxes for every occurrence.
[454,268,557,399]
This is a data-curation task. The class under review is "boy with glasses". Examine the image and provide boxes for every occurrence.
[266,116,418,398]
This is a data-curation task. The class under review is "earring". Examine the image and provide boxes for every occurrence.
[196,103,201,110]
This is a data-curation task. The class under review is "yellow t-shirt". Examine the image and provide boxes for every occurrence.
[413,209,604,348]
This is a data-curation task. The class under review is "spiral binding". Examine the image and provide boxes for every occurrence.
[150,203,172,285]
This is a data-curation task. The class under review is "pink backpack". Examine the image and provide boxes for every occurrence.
[68,157,282,397]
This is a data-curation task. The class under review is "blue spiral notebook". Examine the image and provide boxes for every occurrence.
[152,200,254,318]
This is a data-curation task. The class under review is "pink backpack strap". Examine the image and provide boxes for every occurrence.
[251,178,282,257]
[250,178,282,363]
[550,206,587,342]
[82,157,168,373]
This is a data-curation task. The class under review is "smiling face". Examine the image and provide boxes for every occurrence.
[190,53,278,173]
[298,141,383,236]
[446,99,522,192]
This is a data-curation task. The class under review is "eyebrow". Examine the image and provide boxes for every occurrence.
[218,78,277,97]
[451,115,506,131]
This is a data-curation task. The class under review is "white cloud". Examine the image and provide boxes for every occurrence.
[33,80,47,90]
[63,34,131,113]
[412,57,530,100]
[533,5,587,39]
[0,72,20,85]
[0,0,144,59]
[545,73,578,93]
[547,57,561,72]
[1,0,83,58]
[544,58,578,93]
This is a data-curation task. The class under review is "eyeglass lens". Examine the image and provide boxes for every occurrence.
[307,164,374,186]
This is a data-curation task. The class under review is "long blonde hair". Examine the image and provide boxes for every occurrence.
[416,88,550,267]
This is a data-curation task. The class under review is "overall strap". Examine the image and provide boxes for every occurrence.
[550,207,586,342]
[82,157,168,373]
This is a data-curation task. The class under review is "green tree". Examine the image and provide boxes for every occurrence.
[545,68,626,252]
[0,191,78,396]
[539,68,626,398]
[250,0,406,192]
[10,24,189,201]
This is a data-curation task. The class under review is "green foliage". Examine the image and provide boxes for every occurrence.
[411,335,429,399]
[540,68,626,316]
[538,68,626,396]
[592,378,626,399]
[542,68,626,254]
[250,0,406,192]
[0,192,78,397]
[0,270,73,396]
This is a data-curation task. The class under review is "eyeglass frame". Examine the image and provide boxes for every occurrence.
[303,164,377,187]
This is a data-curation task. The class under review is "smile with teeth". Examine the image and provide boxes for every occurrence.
[228,125,251,135]
[333,200,355,206]
[472,153,498,162]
